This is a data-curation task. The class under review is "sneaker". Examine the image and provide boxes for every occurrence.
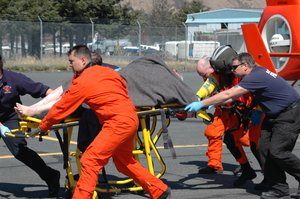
[260,190,290,199]
[158,187,171,199]
[254,179,270,191]
[198,166,223,174]
[233,169,256,186]
[46,169,60,197]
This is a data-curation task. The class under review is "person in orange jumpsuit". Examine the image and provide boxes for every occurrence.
[30,45,171,199]
[196,45,263,186]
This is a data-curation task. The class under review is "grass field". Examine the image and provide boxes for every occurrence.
[4,55,198,72]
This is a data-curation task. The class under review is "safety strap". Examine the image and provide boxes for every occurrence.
[54,123,69,169]
[160,109,176,159]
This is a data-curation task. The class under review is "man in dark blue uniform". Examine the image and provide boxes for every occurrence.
[185,52,300,199]
[0,55,60,197]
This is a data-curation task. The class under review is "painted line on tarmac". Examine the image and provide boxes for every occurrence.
[1,138,299,159]
[0,152,64,159]
[41,135,77,144]
[0,144,208,159]
[40,136,208,148]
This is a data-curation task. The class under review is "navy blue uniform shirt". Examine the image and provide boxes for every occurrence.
[238,66,299,116]
[0,69,50,121]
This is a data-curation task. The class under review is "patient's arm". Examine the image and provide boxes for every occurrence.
[32,86,63,107]
[14,86,63,117]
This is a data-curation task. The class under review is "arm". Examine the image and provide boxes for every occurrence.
[31,86,63,107]
[16,73,50,98]
[202,85,249,107]
[196,77,217,99]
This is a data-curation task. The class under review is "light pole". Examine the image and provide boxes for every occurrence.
[137,20,141,56]
[38,16,43,60]
[182,22,188,71]
[90,18,94,51]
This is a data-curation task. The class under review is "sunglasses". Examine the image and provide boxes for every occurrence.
[231,63,245,70]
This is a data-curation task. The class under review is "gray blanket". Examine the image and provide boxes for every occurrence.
[119,56,197,107]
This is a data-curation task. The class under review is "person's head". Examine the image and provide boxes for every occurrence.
[209,45,237,74]
[91,51,103,65]
[231,52,256,77]
[68,45,91,74]
[196,56,214,79]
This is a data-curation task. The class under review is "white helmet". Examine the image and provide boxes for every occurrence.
[209,45,237,73]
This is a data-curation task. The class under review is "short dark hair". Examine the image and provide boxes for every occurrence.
[91,51,103,65]
[68,45,91,60]
[237,52,256,68]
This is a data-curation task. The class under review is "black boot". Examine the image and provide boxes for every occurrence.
[46,169,60,197]
[198,166,223,174]
[254,178,270,191]
[233,162,256,186]
[158,187,171,199]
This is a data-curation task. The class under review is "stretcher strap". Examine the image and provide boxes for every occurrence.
[160,109,176,159]
[62,124,69,169]
[54,123,69,169]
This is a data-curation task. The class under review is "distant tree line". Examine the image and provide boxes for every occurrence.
[0,0,208,58]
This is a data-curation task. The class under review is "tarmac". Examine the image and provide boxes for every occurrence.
[0,71,300,199]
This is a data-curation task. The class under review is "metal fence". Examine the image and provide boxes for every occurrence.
[0,20,246,62]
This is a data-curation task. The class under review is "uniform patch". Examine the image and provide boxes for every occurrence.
[3,85,12,94]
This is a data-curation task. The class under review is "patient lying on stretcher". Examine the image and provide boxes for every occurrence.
[15,56,196,117]
[14,56,211,152]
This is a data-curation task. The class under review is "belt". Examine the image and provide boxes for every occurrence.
[283,98,300,112]
[268,98,300,119]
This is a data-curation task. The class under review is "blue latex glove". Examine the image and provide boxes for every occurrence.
[251,110,263,126]
[0,125,11,138]
[185,101,204,112]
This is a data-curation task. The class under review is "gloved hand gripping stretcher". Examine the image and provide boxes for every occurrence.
[5,56,213,197]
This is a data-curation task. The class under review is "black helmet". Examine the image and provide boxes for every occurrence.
[209,45,237,73]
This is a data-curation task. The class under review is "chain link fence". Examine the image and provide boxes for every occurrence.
[0,20,246,68]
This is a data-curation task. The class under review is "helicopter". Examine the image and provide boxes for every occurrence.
[242,0,300,85]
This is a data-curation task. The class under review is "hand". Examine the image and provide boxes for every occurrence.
[0,125,11,138]
[28,126,44,138]
[251,110,263,126]
[184,101,204,112]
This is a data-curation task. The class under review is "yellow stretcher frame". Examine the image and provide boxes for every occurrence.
[7,104,212,199]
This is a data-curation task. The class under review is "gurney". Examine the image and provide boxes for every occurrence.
[6,56,213,198]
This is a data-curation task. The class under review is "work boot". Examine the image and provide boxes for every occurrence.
[261,190,290,199]
[233,163,256,186]
[158,187,171,199]
[198,166,223,174]
[254,179,270,191]
[46,169,60,197]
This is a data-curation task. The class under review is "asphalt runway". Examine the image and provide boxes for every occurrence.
[1,71,300,199]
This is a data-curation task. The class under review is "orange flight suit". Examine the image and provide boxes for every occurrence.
[198,72,261,170]
[198,72,240,171]
[39,65,168,199]
[204,107,238,170]
[228,109,263,166]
